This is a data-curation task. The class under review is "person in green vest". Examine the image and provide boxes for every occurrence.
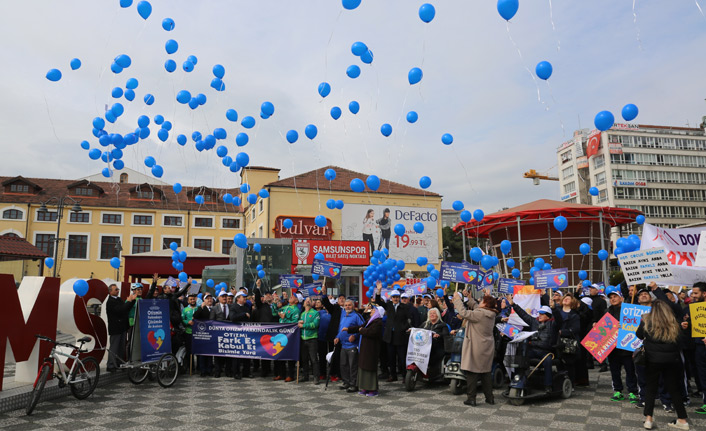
[182,293,199,373]
[272,292,301,382]
[298,297,321,384]
[128,283,143,327]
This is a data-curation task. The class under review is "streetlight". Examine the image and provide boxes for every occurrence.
[38,196,82,277]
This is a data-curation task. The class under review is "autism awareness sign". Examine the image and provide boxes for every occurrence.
[498,278,524,294]
[439,261,479,286]
[298,282,324,299]
[312,258,342,280]
[137,299,171,363]
[260,333,288,356]
[581,312,620,363]
[192,321,300,361]
[533,268,569,290]
[616,303,650,352]
[279,274,304,289]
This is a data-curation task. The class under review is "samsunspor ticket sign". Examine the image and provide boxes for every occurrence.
[292,239,370,265]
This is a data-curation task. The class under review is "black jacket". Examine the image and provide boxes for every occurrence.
[512,303,556,352]
[253,289,278,323]
[106,295,135,335]
[193,304,212,320]
[231,303,251,323]
[375,294,412,345]
[588,294,607,323]
[148,281,190,330]
[552,307,581,340]
[322,295,343,342]
[636,319,681,364]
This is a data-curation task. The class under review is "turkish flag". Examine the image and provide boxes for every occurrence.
[586,130,601,159]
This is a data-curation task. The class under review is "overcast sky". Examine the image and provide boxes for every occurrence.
[1,1,704,213]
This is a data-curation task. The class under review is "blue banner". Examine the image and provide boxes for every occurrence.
[298,282,324,298]
[475,270,493,291]
[138,299,172,363]
[192,321,301,361]
[616,303,650,352]
[439,261,479,285]
[533,268,569,290]
[279,274,304,290]
[498,277,525,294]
[312,258,342,279]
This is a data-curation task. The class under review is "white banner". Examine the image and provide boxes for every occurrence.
[640,224,706,285]
[340,203,439,264]
[507,285,541,327]
[618,247,673,285]
[695,231,706,268]
[406,328,433,374]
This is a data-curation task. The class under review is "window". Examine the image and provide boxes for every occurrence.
[258,226,263,238]
[593,155,605,169]
[163,215,183,226]
[560,150,572,164]
[67,235,88,259]
[598,189,608,203]
[258,200,264,214]
[3,232,19,238]
[162,237,182,249]
[135,190,154,199]
[131,237,151,254]
[194,217,213,228]
[222,239,234,254]
[250,210,256,222]
[194,238,212,251]
[9,183,29,193]
[102,213,122,224]
[561,166,574,179]
[594,172,606,187]
[2,209,23,220]
[119,173,128,183]
[74,187,94,196]
[563,182,576,193]
[100,236,121,260]
[133,214,153,225]
[37,211,57,222]
[35,234,55,257]
[69,212,90,223]
[222,218,240,229]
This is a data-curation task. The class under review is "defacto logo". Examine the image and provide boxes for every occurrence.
[395,210,437,222]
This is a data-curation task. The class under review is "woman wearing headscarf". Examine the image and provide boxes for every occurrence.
[346,302,384,396]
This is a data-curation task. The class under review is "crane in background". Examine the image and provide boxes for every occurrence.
[524,168,559,185]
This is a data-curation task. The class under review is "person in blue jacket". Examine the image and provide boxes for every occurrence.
[336,299,365,393]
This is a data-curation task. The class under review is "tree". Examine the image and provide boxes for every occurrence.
[442,227,476,262]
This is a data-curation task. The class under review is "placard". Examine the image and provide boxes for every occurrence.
[406,328,433,374]
[581,312,620,363]
[312,258,342,279]
[298,282,324,299]
[279,274,304,290]
[616,303,650,352]
[533,268,569,290]
[500,323,522,339]
[498,278,524,294]
[618,246,673,285]
[695,231,706,268]
[137,299,172,363]
[639,224,706,285]
[192,321,300,361]
[439,261,479,285]
[689,301,706,338]
[475,270,493,291]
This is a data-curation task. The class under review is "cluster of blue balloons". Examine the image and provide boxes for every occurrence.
[46,57,83,82]
[595,104,639,132]
[350,41,374,65]
[350,176,381,193]
[170,243,188,271]
[325,199,345,210]
[615,234,641,256]
[469,247,499,270]
[363,249,404,296]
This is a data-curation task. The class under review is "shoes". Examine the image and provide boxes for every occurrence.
[214,372,221,378]
[346,386,358,393]
[485,398,495,405]
[244,373,254,379]
[667,420,690,430]
[315,379,321,385]
[644,419,653,430]
[330,376,339,382]
[284,377,294,382]
[378,374,389,380]
[340,382,350,390]
[545,386,553,393]
[463,399,476,406]
[225,372,233,378]
[664,404,675,413]
[636,401,645,408]
[611,391,625,402]
[366,391,379,397]
[234,374,242,380]
[695,404,706,414]
[200,372,207,377]
[599,363,609,372]
[629,393,639,403]
[358,390,367,395]
[386,377,398,383]
[273,376,283,381]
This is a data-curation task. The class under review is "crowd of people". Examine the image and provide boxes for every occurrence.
[105,275,706,430]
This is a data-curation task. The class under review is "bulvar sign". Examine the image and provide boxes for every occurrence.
[273,216,333,239]
[292,239,370,265]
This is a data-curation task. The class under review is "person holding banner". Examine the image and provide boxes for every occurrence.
[452,289,498,406]
[604,286,639,403]
[421,308,449,380]
[210,291,233,378]
[347,304,384,396]
[336,300,364,392]
[322,282,347,382]
[254,283,278,378]
[637,300,689,430]
[106,284,137,372]
[298,298,321,383]
[231,291,253,379]
[193,293,214,377]
[181,293,199,373]
[272,293,300,382]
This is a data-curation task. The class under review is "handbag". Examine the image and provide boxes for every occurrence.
[558,337,578,355]
[632,345,646,366]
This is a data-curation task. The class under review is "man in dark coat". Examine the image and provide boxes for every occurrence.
[192,293,214,377]
[322,282,346,381]
[375,283,412,382]
[253,282,278,377]
[106,284,137,372]
[210,291,233,377]
[231,291,253,379]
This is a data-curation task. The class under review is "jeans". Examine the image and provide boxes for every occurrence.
[301,339,320,379]
[377,234,390,251]
[340,347,359,387]
[608,352,638,393]
[644,361,687,419]
[108,332,126,370]
[363,234,374,255]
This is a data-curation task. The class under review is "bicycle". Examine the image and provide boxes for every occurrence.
[26,334,100,415]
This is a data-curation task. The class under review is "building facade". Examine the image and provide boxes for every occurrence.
[557,123,706,229]
[0,173,244,281]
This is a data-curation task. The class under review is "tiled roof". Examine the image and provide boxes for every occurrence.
[265,166,440,197]
[0,176,244,214]
[0,236,48,259]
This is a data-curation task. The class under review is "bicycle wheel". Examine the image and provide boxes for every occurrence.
[156,353,178,388]
[127,365,150,385]
[69,357,100,399]
[26,364,51,415]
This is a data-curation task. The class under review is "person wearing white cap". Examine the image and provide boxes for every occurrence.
[375,283,413,382]
[231,291,253,379]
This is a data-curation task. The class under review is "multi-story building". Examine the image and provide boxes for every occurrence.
[557,123,706,229]
[0,172,244,280]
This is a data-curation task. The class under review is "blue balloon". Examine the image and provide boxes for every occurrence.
[120,0,132,7]
[305,124,317,140]
[589,187,599,196]
[342,0,361,10]
[351,42,368,56]
[622,104,639,122]
[46,69,62,82]
[452,200,464,211]
[187,55,198,65]
[530,277,535,285]
[330,106,342,120]
[579,243,591,256]
[151,165,164,178]
[349,101,360,114]
[419,3,436,22]
[366,175,380,191]
[45,257,55,269]
[111,103,124,117]
[419,176,431,189]
[124,89,135,101]
[380,123,392,137]
[597,249,609,261]
[73,279,89,297]
[101,168,112,178]
[542,263,551,270]
[594,110,614,132]
[144,94,154,105]
[426,263,435,273]
[222,193,233,204]
[578,270,588,280]
[188,97,199,110]
[212,64,225,79]
[240,184,250,193]
[416,256,428,267]
[326,199,336,210]
[105,111,116,124]
[507,258,515,268]
[636,215,645,225]
[534,258,545,269]
[241,116,255,129]
[234,233,248,249]
[178,271,188,283]
[80,140,90,150]
[164,59,176,72]
[469,247,483,262]
[261,101,275,116]
[535,61,553,80]
[113,160,124,171]
[430,269,440,279]
[315,215,327,227]
[441,133,453,145]
[210,78,225,91]
[497,0,519,20]
[481,255,494,270]
[176,134,186,146]
[88,148,101,160]
[93,117,105,130]
[162,17,175,31]
[236,152,250,167]
[165,39,178,54]
[136,0,152,19]
[346,65,361,78]
[253,243,262,253]
[500,240,512,255]
[324,169,336,181]
[318,82,331,98]
[110,62,123,74]
[195,195,204,205]
[144,156,156,167]
[110,257,121,269]
[247,194,257,205]
[176,90,191,104]
[511,268,520,278]
[460,210,471,223]
[553,215,568,232]
[235,132,249,147]
[216,146,228,157]
[70,58,81,70]
[169,241,178,251]
[257,270,266,279]
[473,209,484,222]
[555,247,565,259]
[413,222,424,234]
[408,67,423,85]
[394,224,405,236]
[225,109,238,122]
[360,50,374,64]
[335,200,344,209]
[286,130,299,144]
[407,111,418,123]
[115,54,131,68]
[350,178,365,192]
[157,129,168,142]
[258,189,269,199]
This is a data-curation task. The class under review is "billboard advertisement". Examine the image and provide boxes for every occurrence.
[341,204,439,264]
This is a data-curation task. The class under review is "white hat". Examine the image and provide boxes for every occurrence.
[227,292,234,297]
[401,292,411,299]
[218,291,227,297]
[422,294,431,299]
[581,297,593,307]
[235,291,246,298]
[295,293,304,302]
[538,305,553,316]
[390,290,400,297]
